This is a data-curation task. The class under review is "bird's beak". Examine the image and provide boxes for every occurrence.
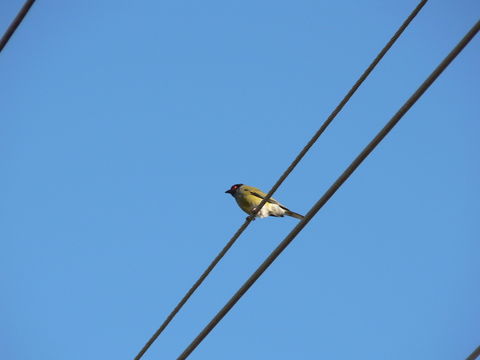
[225,189,233,194]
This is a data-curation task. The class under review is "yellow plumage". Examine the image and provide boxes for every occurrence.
[225,184,304,220]
[234,185,265,214]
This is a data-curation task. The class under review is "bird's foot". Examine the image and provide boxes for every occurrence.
[247,207,259,221]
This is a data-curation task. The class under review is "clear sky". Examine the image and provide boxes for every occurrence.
[1,1,479,359]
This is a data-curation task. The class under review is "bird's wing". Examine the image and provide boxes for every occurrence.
[249,191,288,210]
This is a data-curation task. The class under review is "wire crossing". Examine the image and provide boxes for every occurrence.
[0,0,36,53]
[133,1,428,359]
[176,19,480,360]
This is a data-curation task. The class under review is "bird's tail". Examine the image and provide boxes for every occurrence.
[285,210,304,220]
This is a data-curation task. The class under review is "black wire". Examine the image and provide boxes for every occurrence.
[133,221,250,360]
[177,19,480,360]
[466,345,480,360]
[244,0,428,222]
[133,1,429,359]
[0,0,36,53]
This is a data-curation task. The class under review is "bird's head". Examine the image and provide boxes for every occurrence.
[225,184,243,197]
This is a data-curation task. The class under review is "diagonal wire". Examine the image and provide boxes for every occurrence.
[133,1,428,358]
[466,345,480,360]
[243,0,428,223]
[177,19,480,360]
[0,0,36,53]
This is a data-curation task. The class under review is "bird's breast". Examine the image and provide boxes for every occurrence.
[235,192,261,214]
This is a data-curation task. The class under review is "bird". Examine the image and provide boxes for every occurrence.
[225,184,304,220]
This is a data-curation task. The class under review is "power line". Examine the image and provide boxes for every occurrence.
[133,1,428,358]
[134,222,250,360]
[243,0,428,222]
[0,0,36,53]
[177,19,480,360]
[466,345,480,360]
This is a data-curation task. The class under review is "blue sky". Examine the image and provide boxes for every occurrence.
[1,1,479,359]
